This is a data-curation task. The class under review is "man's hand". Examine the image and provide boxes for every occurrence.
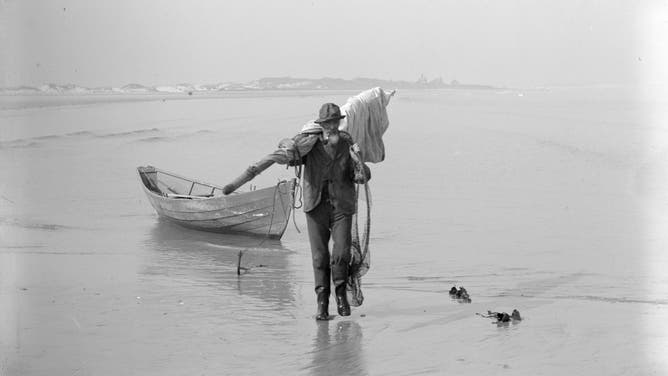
[353,163,371,184]
[350,144,362,164]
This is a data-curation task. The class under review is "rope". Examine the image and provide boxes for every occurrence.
[288,146,303,233]
[361,180,371,263]
[265,179,284,239]
[290,185,302,233]
[352,149,372,263]
[354,180,371,272]
[347,147,372,306]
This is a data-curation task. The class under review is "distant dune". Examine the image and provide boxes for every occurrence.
[0,76,497,95]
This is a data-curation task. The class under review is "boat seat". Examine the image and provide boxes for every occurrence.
[166,193,213,199]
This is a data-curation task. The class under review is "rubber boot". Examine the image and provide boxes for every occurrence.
[335,285,351,317]
[315,291,329,321]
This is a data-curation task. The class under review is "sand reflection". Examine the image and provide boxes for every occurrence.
[307,320,366,376]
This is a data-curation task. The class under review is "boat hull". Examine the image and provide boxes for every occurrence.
[138,167,294,239]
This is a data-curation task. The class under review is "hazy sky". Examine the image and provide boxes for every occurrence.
[1,0,666,88]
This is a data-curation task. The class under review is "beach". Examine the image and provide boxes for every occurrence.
[1,88,667,375]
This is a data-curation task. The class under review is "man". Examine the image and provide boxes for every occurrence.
[293,103,371,320]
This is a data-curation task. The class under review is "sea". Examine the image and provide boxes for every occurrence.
[1,87,667,375]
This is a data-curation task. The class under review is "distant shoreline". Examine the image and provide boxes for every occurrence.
[0,88,507,111]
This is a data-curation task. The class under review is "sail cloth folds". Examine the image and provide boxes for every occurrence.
[339,87,396,163]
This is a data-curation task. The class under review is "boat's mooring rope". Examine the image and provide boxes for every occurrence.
[265,177,299,239]
[264,181,280,240]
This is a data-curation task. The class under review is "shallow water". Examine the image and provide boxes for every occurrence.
[1,88,667,375]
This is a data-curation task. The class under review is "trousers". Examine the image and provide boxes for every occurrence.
[305,189,352,295]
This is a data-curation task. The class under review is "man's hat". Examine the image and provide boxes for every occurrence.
[314,103,346,124]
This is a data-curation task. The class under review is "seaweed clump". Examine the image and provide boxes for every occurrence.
[449,286,472,303]
[477,309,522,323]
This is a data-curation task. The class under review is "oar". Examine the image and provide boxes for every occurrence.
[223,157,276,195]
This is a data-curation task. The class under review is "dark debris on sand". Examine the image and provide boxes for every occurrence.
[449,286,472,303]
[477,309,522,323]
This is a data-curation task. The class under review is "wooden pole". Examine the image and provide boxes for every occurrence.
[237,251,243,276]
[223,157,276,195]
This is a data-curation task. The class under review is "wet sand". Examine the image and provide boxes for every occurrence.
[1,88,667,375]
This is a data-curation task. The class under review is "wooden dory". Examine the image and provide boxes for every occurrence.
[137,166,295,239]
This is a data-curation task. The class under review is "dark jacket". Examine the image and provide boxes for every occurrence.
[295,132,370,214]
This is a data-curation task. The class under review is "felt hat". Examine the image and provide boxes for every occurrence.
[314,103,345,124]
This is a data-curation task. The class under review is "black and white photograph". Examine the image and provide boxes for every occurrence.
[1,1,667,375]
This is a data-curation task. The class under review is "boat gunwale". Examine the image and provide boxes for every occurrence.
[137,166,291,204]
[137,165,226,192]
